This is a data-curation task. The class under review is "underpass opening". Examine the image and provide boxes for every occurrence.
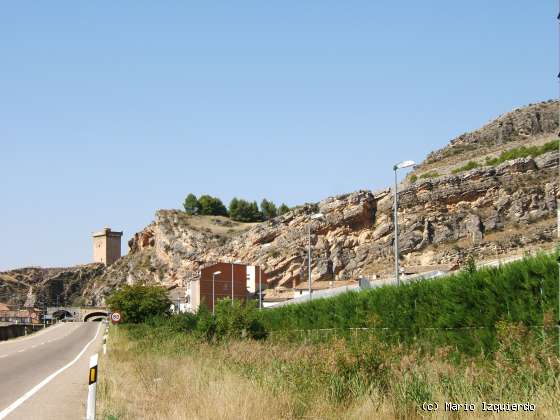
[52,310,73,320]
[84,311,108,322]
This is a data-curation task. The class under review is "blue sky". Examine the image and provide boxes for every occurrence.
[0,1,555,270]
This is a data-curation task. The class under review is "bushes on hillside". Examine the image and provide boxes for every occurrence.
[183,193,290,222]
[183,193,200,215]
[419,171,440,179]
[198,195,228,216]
[452,160,480,174]
[278,203,290,215]
[260,199,278,220]
[486,139,559,166]
[229,198,262,222]
[183,193,228,216]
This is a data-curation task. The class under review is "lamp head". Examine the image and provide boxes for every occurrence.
[213,271,222,275]
[394,160,416,170]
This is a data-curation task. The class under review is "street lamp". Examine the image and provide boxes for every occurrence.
[393,160,416,285]
[258,266,262,310]
[308,213,325,300]
[212,271,221,314]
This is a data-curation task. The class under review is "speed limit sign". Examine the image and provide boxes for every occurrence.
[110,312,121,324]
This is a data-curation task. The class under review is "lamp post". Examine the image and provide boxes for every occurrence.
[393,160,416,285]
[212,271,221,314]
[308,213,325,300]
[258,266,262,310]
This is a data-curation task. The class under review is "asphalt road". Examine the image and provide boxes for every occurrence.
[0,322,103,420]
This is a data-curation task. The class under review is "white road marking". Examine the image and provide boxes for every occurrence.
[0,355,7,359]
[0,323,101,420]
[17,350,24,353]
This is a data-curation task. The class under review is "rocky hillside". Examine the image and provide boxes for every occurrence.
[81,100,559,305]
[414,99,558,176]
[0,264,105,308]
[3,100,558,307]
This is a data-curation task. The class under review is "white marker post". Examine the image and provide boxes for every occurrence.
[103,335,107,355]
[86,353,98,420]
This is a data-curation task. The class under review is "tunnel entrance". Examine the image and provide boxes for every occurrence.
[84,311,108,322]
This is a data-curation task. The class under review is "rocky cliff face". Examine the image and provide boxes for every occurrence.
[0,264,105,308]
[416,100,559,176]
[81,101,559,305]
[4,100,558,306]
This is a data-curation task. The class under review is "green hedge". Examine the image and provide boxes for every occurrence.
[258,253,558,352]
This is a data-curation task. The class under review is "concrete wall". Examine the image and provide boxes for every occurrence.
[0,324,43,341]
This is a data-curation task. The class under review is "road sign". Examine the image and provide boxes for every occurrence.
[110,312,121,324]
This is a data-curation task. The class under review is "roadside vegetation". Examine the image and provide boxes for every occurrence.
[100,253,560,419]
[183,193,290,222]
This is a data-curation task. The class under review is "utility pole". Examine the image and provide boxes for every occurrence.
[557,1,560,358]
[308,223,312,301]
[212,271,221,315]
[259,266,262,310]
[392,160,415,285]
[393,169,399,285]
[308,213,325,301]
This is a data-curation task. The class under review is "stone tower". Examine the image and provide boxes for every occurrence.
[92,227,123,266]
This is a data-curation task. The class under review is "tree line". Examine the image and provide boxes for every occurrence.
[183,193,290,222]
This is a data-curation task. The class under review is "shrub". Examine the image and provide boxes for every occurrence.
[214,299,267,340]
[419,171,440,179]
[194,304,216,341]
[107,285,171,323]
[452,161,480,174]
[409,174,418,183]
[193,299,266,341]
[486,139,559,166]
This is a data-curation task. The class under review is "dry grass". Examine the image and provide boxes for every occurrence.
[98,328,295,420]
[99,324,560,420]
[170,213,261,237]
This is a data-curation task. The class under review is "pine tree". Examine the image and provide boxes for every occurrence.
[278,203,290,215]
[260,199,278,220]
[183,193,200,215]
